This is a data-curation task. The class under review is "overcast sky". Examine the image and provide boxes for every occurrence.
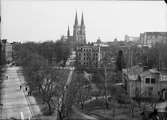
[1,0,167,43]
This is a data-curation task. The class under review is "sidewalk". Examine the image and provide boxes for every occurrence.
[72,106,97,120]
[17,67,41,118]
[1,66,32,119]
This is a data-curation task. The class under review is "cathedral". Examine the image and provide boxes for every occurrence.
[66,12,86,49]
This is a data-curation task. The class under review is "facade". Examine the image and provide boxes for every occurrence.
[140,32,167,47]
[76,45,100,68]
[124,65,143,97]
[0,42,1,65]
[126,67,167,100]
[93,38,109,47]
[1,39,13,64]
[140,69,160,98]
[159,71,167,100]
[124,35,140,43]
[5,42,13,63]
[0,0,2,65]
[65,51,76,67]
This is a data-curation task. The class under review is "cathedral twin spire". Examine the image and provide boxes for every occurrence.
[74,12,84,26]
[81,12,84,26]
[67,25,70,37]
[67,11,85,36]
[74,12,78,25]
[66,12,86,48]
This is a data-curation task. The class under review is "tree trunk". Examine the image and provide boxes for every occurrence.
[47,101,52,115]
[81,102,84,110]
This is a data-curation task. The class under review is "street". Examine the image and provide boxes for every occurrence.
[1,66,35,119]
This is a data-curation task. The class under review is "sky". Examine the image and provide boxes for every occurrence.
[1,0,167,43]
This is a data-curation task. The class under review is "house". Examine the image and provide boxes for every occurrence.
[125,66,167,101]
[123,65,143,98]
[159,71,167,100]
[140,69,160,98]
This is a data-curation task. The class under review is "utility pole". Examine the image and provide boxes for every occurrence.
[104,65,109,109]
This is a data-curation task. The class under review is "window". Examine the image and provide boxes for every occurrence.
[151,78,155,84]
[145,78,150,84]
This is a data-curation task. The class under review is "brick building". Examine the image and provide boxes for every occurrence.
[76,45,100,68]
[140,32,167,47]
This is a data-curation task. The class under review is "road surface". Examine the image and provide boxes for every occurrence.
[1,66,32,119]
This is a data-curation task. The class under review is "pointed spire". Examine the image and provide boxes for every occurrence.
[81,12,84,26]
[67,25,70,37]
[74,11,78,25]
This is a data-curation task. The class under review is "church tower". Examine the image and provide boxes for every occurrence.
[73,12,86,47]
[80,13,86,45]
[73,12,80,45]
[67,25,70,38]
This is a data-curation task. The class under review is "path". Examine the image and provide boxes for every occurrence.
[1,66,41,119]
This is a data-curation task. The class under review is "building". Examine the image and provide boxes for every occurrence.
[73,12,86,46]
[65,51,76,67]
[124,65,143,98]
[0,41,2,65]
[124,35,140,43]
[0,0,2,65]
[93,38,109,47]
[159,71,167,100]
[76,45,100,68]
[140,32,167,47]
[1,39,13,64]
[61,12,86,50]
[125,66,167,101]
[140,69,160,98]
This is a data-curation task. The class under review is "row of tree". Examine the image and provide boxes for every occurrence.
[13,40,71,115]
[13,40,71,66]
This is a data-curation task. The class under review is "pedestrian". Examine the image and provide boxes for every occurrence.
[29,91,31,96]
[25,87,27,91]
[149,109,158,119]
[20,85,22,90]
[141,110,147,120]
[27,91,29,96]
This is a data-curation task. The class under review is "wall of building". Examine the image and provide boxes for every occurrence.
[0,0,2,65]
[128,80,141,97]
[1,39,13,64]
[140,32,167,47]
[140,71,160,97]
[126,68,165,99]
[76,45,100,68]
[5,42,13,63]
